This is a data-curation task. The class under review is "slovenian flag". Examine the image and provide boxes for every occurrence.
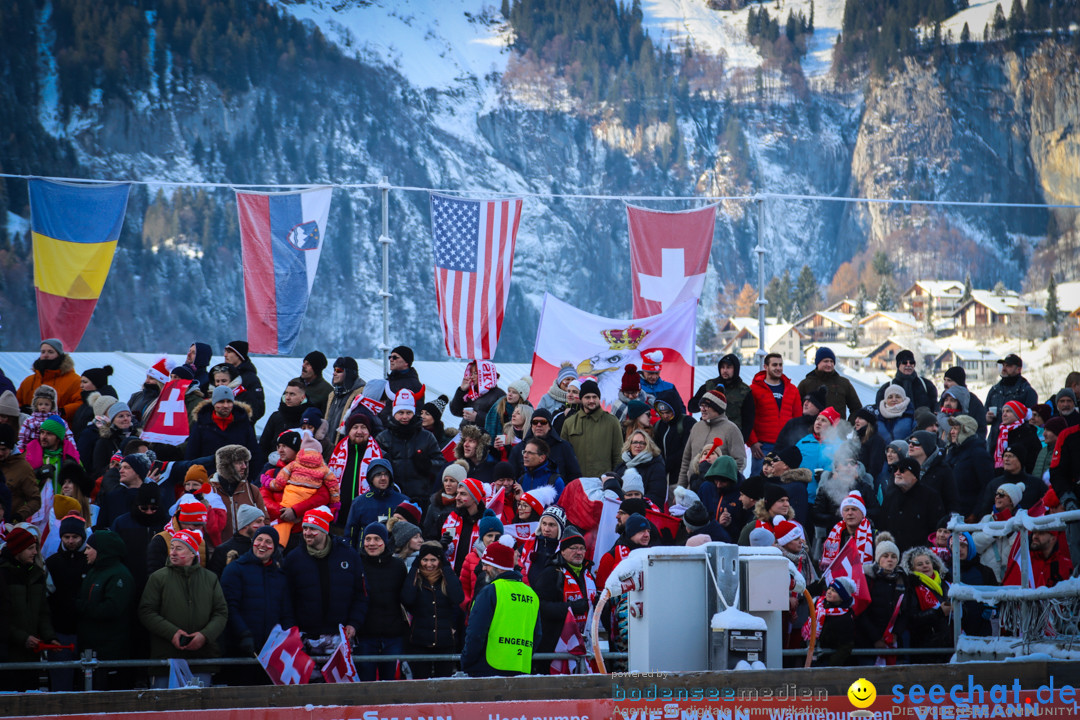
[236,187,332,355]
[30,179,130,351]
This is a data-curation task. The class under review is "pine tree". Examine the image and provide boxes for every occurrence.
[1007,0,1026,33]
[961,273,973,304]
[960,22,971,47]
[875,278,895,312]
[794,264,819,316]
[855,283,869,317]
[872,250,893,277]
[925,297,935,335]
[699,318,718,349]
[993,3,1007,36]
[501,0,511,20]
[1046,275,1061,336]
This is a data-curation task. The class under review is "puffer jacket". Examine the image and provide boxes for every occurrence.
[220,548,295,651]
[185,399,260,476]
[375,414,446,505]
[748,371,802,446]
[0,550,57,662]
[359,544,408,639]
[16,354,81,419]
[282,537,367,636]
[77,530,136,660]
[401,557,465,649]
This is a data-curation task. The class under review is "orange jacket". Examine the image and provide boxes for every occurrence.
[16,355,82,420]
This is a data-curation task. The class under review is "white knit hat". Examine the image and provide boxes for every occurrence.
[393,388,416,416]
[840,491,866,516]
[621,467,645,495]
[996,482,1025,507]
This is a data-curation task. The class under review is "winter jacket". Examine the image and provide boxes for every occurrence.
[303,376,334,417]
[678,414,746,487]
[23,435,80,470]
[812,469,882,528]
[401,560,465,649]
[748,371,802,446]
[561,407,624,478]
[875,405,916,445]
[918,450,960,515]
[689,358,754,440]
[185,399,260,478]
[775,415,815,455]
[138,561,228,662]
[17,354,81,419]
[985,375,1038,449]
[208,532,252,577]
[126,384,161,425]
[653,413,696,486]
[2,453,39,522]
[874,372,937,413]
[375,414,446,505]
[975,470,1044,519]
[259,400,312,460]
[358,544,408,638]
[946,435,995,518]
[857,428,887,482]
[798,368,862,421]
[45,545,88,635]
[613,453,668,509]
[508,426,582,481]
[532,554,595,656]
[450,385,505,429]
[518,462,565,499]
[345,481,409,549]
[1,551,56,663]
[639,376,686,416]
[70,387,116,448]
[230,358,266,422]
[209,466,267,545]
[76,530,135,660]
[461,569,541,677]
[995,422,1041,474]
[91,424,138,477]
[423,489,457,540]
[97,483,141,531]
[110,503,170,593]
[855,564,907,649]
[283,537,367,636]
[880,482,946,554]
[325,377,366,447]
[220,549,295,651]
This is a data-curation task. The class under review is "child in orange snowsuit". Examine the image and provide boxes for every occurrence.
[269,431,340,544]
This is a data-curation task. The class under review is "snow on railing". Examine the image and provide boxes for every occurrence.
[946,509,1080,657]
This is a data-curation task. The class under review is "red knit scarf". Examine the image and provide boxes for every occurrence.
[994,420,1022,467]
[821,519,874,569]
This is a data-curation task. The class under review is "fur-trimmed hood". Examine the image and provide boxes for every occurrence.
[455,423,491,462]
[753,499,795,522]
[779,467,813,484]
[190,397,254,422]
[900,546,947,575]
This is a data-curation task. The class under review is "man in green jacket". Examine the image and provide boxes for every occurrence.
[561,380,622,477]
[0,527,57,691]
[78,529,136,689]
[797,348,861,421]
[139,528,228,688]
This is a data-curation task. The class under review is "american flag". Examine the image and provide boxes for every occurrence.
[430,193,522,359]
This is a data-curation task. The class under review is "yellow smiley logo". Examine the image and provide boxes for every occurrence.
[848,678,877,709]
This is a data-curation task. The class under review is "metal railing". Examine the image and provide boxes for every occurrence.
[948,508,1080,653]
[0,651,629,692]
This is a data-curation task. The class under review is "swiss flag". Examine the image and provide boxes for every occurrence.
[257,625,314,685]
[822,538,872,615]
[549,608,587,675]
[321,625,359,683]
[627,203,716,318]
[139,379,193,446]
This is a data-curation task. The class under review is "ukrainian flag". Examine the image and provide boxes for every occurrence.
[30,179,130,350]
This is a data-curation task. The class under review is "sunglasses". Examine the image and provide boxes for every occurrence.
[899,360,916,365]
[388,354,401,360]
[531,420,549,426]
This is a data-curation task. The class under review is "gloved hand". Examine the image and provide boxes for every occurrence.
[440,531,454,550]
[569,598,589,616]
[412,450,431,476]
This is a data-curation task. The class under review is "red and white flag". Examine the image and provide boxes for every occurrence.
[257,625,313,685]
[139,379,192,446]
[528,293,696,408]
[550,607,588,675]
[321,625,359,683]
[441,432,461,463]
[430,193,522,360]
[822,538,872,615]
[627,203,716,318]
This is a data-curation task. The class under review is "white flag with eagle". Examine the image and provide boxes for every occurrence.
[527,293,696,408]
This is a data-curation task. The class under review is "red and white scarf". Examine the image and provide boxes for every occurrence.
[802,594,848,642]
[328,436,383,498]
[820,518,874,569]
[993,419,1022,468]
[463,360,499,402]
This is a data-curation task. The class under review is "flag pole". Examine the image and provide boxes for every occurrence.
[754,197,767,367]
[378,177,392,377]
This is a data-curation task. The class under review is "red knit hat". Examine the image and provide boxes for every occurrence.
[461,477,485,506]
[819,407,842,426]
[170,528,203,556]
[772,516,803,546]
[1043,487,1060,509]
[176,494,208,525]
[641,350,663,373]
[302,506,334,534]
[480,540,515,571]
[4,527,36,556]
[620,364,640,393]
[1004,400,1028,421]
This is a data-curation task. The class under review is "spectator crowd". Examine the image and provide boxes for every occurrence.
[1,338,1078,688]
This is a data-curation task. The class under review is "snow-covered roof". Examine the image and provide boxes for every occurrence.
[822,298,878,314]
[795,310,852,328]
[904,280,965,297]
[764,323,797,348]
[860,311,919,328]
[869,335,944,357]
[935,347,996,362]
[958,289,1028,316]
[803,342,865,360]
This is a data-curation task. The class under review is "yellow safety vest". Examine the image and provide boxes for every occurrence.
[486,578,539,673]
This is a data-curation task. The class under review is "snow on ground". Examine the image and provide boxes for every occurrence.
[941,0,1005,42]
[273,0,511,92]
[640,0,847,77]
[6,211,30,240]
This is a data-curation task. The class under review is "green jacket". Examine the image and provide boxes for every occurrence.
[77,530,136,660]
[139,561,228,662]
[797,369,862,420]
[561,408,623,477]
[0,553,56,662]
